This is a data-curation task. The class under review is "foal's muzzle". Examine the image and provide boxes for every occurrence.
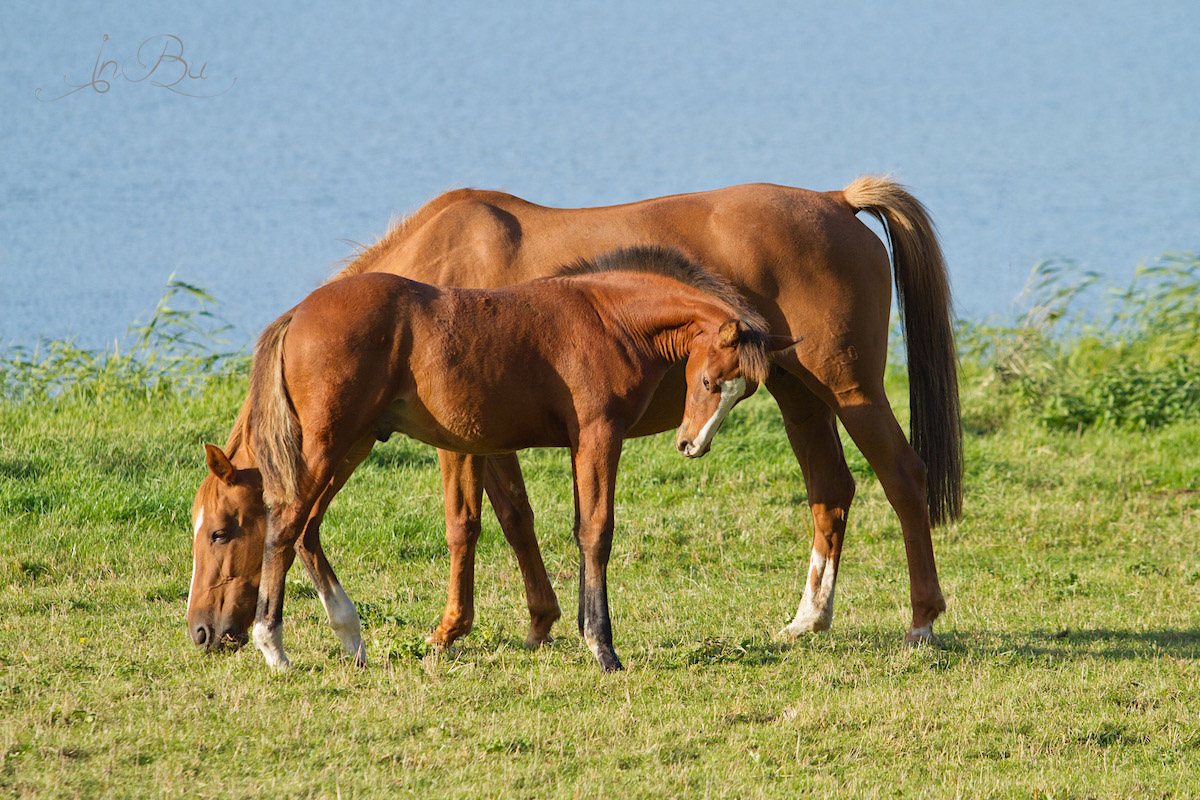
[675,434,710,459]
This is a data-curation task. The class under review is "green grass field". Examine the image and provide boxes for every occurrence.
[3,262,1200,797]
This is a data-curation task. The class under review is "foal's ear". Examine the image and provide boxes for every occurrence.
[767,334,804,356]
[204,444,237,486]
[717,319,742,347]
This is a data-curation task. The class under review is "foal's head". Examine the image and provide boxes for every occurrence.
[676,319,772,458]
[186,444,266,651]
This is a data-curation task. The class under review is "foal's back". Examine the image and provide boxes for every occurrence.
[282,270,671,455]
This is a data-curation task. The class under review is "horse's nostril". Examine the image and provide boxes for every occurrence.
[677,439,691,454]
[192,625,210,647]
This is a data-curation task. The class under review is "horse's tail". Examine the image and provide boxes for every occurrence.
[842,176,963,525]
[247,310,302,507]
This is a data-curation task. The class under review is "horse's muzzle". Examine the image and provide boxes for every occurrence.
[191,622,249,651]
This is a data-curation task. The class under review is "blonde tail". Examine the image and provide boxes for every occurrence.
[843,176,963,525]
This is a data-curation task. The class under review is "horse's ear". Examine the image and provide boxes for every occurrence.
[767,334,804,358]
[718,319,742,348]
[204,444,237,485]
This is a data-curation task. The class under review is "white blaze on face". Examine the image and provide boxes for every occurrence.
[187,508,204,611]
[686,377,746,457]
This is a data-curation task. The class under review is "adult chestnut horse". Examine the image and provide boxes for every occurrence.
[330,176,962,645]
[189,248,790,670]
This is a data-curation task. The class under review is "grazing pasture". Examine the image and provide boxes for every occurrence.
[2,262,1200,797]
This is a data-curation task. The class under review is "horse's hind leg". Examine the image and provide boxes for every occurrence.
[834,389,946,641]
[482,453,561,647]
[767,370,857,637]
[428,450,487,647]
[293,435,375,666]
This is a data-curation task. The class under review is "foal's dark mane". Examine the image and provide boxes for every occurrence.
[556,246,769,335]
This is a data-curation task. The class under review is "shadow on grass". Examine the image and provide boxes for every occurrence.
[944,627,1200,661]
[648,636,790,668]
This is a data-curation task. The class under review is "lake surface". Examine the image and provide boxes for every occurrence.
[3,1,1198,350]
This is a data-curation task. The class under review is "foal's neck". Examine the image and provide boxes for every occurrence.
[619,290,728,366]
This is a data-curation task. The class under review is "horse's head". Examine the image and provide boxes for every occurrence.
[186,444,267,651]
[677,319,799,458]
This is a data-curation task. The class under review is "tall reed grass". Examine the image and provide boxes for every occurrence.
[0,276,247,401]
[959,252,1200,431]
[5,255,1199,432]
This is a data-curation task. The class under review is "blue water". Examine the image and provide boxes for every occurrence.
[3,1,1198,350]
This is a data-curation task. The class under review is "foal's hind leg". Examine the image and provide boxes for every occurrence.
[293,435,375,666]
[428,451,487,647]
[766,370,857,637]
[834,389,946,641]
[482,454,561,647]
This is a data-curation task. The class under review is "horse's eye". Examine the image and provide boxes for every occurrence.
[210,529,231,544]
[702,376,711,390]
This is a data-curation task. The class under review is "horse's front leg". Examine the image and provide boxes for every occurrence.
[427,451,487,647]
[572,424,624,672]
[253,505,308,670]
[254,460,335,670]
[294,435,375,666]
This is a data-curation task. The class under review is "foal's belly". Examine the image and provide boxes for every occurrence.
[379,397,568,456]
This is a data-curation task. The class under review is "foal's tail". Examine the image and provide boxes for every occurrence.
[247,310,302,507]
[842,176,963,525]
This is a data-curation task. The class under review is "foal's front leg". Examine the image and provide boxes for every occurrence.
[572,424,624,672]
[428,451,487,647]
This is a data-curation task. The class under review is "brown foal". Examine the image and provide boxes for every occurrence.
[188,247,796,670]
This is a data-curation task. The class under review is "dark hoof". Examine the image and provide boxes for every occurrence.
[596,650,624,672]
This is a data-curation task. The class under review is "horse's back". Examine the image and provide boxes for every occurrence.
[374,183,888,293]
[365,184,894,389]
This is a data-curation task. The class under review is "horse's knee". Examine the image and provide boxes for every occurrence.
[576,519,614,561]
[445,515,482,550]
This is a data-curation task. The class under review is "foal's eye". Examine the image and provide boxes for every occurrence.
[702,376,711,390]
[210,529,231,544]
